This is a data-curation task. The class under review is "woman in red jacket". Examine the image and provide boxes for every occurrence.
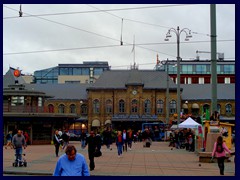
[211,136,232,175]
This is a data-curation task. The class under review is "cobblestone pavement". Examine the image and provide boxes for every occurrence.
[3,141,235,176]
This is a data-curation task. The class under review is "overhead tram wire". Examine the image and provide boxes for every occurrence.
[3,5,234,58]
[3,5,176,58]
[4,4,195,19]
[4,5,226,39]
[3,40,234,56]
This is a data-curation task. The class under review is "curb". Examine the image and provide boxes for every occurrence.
[3,170,52,176]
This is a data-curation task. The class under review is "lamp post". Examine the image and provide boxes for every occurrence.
[165,26,192,127]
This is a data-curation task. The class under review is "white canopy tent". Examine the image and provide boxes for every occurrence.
[178,117,201,129]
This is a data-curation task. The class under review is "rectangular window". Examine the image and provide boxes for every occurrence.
[82,68,89,75]
[181,65,193,74]
[223,65,235,74]
[196,65,207,74]
[65,81,81,84]
[94,68,103,75]
[59,68,69,75]
[199,77,204,84]
[188,77,192,84]
[73,68,82,75]
[224,77,230,84]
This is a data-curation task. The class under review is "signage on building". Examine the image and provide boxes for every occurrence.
[13,69,21,77]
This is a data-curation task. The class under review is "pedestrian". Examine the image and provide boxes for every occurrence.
[116,131,124,157]
[12,130,27,166]
[122,129,127,152]
[80,130,87,149]
[95,131,102,153]
[61,129,70,150]
[174,130,180,149]
[53,130,62,157]
[211,136,232,175]
[154,126,160,141]
[103,127,112,150]
[5,131,13,149]
[53,144,90,176]
[86,131,97,171]
[23,131,30,145]
[127,129,134,150]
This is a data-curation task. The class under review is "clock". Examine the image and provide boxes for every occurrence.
[132,90,137,95]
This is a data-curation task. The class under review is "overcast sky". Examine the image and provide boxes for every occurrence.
[3,4,235,75]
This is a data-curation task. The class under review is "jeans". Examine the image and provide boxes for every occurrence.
[15,147,23,162]
[123,140,128,151]
[81,140,86,149]
[117,144,123,155]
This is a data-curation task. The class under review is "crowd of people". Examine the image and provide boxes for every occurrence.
[3,126,234,176]
[168,128,196,152]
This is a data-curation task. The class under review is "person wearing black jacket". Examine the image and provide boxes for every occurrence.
[86,131,97,171]
[53,130,61,157]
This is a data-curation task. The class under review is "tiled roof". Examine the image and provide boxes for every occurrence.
[88,69,177,90]
[181,84,235,100]
[24,84,91,100]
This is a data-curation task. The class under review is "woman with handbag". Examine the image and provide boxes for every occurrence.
[211,136,232,175]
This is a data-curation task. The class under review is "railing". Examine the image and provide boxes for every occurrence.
[3,104,45,113]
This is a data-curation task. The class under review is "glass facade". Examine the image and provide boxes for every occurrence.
[34,67,58,84]
[162,62,234,75]
[34,62,109,84]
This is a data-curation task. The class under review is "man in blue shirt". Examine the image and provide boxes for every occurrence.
[53,144,90,176]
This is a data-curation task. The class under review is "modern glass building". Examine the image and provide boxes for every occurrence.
[33,61,110,84]
[155,59,235,84]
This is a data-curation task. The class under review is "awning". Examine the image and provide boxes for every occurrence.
[170,125,178,130]
[105,120,111,125]
[92,119,100,127]
[192,103,199,109]
[182,103,188,109]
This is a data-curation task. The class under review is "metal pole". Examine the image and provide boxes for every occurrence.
[176,26,181,128]
[166,59,169,125]
[210,4,217,115]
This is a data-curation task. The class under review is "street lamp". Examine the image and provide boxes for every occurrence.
[165,26,192,127]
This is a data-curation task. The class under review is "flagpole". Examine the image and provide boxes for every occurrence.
[133,35,135,68]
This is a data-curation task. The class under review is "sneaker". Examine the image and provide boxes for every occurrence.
[118,155,120,158]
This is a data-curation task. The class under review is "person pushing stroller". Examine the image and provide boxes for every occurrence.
[12,130,27,166]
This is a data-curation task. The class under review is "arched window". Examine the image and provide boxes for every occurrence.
[131,99,138,113]
[58,104,65,113]
[144,99,151,114]
[93,99,100,114]
[225,104,232,114]
[70,104,76,113]
[119,99,125,113]
[156,100,164,115]
[106,99,113,113]
[48,104,54,113]
[81,104,87,115]
[203,104,210,113]
[169,100,176,114]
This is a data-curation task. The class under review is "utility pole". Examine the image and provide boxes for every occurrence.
[210,4,218,116]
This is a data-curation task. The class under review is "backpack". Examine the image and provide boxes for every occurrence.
[216,143,224,153]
